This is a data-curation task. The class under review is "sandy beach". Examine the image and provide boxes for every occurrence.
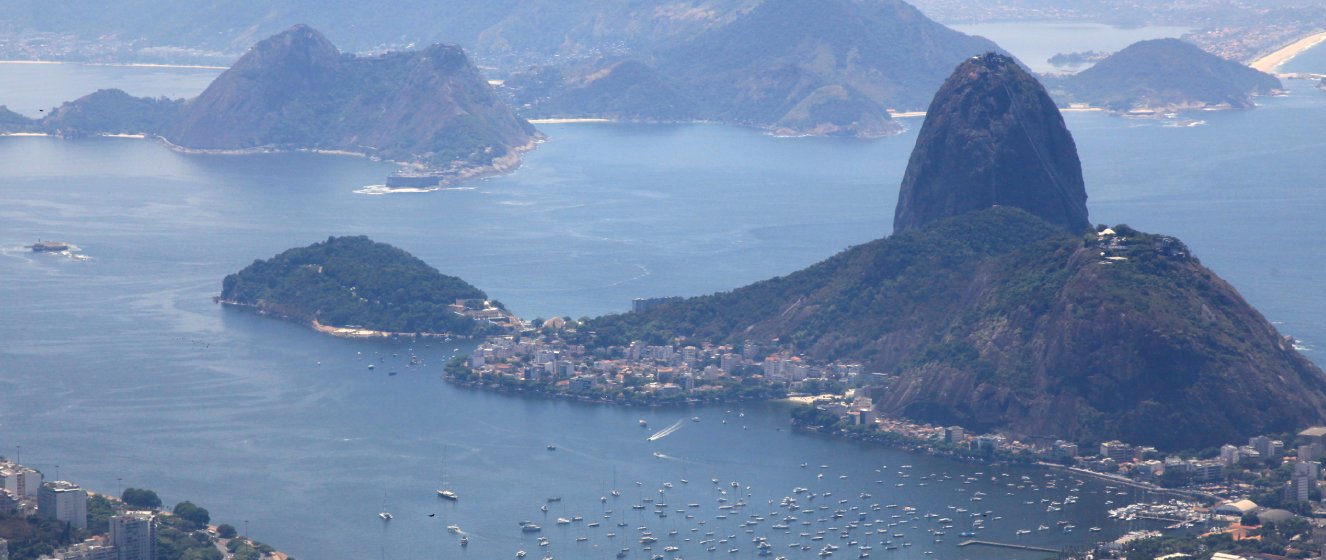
[527,117,614,124]
[1251,31,1326,73]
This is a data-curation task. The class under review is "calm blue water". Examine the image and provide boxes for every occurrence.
[948,22,1191,73]
[0,62,220,117]
[4,67,1326,560]
[1280,40,1326,74]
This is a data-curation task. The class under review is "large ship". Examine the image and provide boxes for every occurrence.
[29,240,70,252]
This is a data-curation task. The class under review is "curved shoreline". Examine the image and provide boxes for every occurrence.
[214,298,464,340]
[1251,31,1326,72]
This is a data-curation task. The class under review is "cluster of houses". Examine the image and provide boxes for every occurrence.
[461,333,865,401]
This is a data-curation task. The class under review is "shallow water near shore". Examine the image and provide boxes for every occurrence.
[2,64,1326,559]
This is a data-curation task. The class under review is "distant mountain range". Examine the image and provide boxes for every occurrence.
[504,0,1002,136]
[0,25,539,176]
[2,1,1003,138]
[1048,38,1282,112]
[585,53,1326,450]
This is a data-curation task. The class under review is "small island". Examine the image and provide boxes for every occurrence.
[1047,50,1111,68]
[219,236,512,338]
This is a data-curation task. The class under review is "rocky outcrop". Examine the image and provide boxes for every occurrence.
[894,53,1090,235]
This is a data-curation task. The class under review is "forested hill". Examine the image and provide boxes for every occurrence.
[585,208,1326,449]
[220,236,489,336]
[166,25,538,170]
[1049,38,1282,111]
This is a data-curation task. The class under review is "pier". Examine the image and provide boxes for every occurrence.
[958,540,1062,553]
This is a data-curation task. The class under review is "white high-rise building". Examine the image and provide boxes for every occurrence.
[110,512,157,560]
[1,466,42,499]
[38,481,87,530]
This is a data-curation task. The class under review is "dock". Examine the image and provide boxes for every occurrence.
[958,540,1062,553]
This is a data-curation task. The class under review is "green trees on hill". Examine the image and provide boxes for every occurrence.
[121,487,162,509]
[221,236,490,335]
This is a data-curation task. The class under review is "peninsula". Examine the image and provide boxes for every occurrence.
[219,236,510,338]
[578,53,1326,451]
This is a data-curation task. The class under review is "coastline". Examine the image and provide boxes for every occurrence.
[0,59,227,70]
[527,117,614,124]
[1251,31,1326,73]
[214,298,465,340]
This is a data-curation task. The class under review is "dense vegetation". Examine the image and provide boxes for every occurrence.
[587,207,1326,449]
[1049,38,1281,111]
[121,487,163,509]
[40,89,186,137]
[221,236,490,336]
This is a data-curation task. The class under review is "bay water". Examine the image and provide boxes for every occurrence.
[2,59,1326,559]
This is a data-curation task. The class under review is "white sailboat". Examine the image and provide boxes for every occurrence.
[437,445,459,501]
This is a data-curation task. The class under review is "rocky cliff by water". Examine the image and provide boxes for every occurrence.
[586,52,1326,449]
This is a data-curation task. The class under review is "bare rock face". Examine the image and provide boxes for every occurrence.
[893,53,1090,235]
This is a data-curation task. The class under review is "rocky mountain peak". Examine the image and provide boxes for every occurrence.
[893,52,1090,235]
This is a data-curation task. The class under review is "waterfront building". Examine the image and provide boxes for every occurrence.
[1190,460,1225,482]
[1,465,42,499]
[944,426,964,443]
[38,481,87,530]
[0,489,18,514]
[110,512,157,560]
[1100,440,1132,462]
[1213,499,1258,517]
